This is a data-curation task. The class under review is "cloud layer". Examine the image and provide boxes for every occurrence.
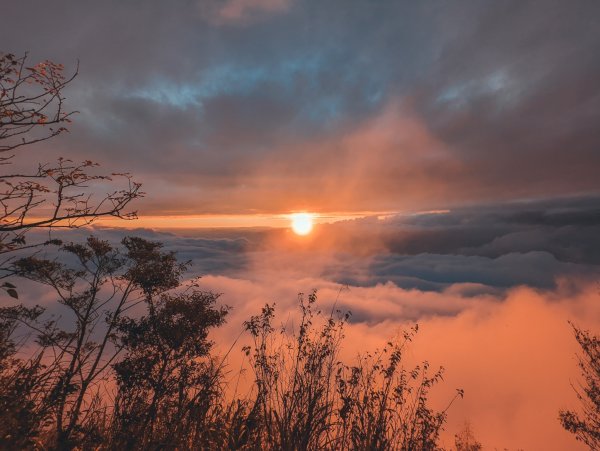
[3,1,600,214]
[12,195,600,450]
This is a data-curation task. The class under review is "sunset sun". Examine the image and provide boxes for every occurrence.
[290,213,314,236]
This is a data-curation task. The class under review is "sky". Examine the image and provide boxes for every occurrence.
[4,0,600,217]
[3,1,600,449]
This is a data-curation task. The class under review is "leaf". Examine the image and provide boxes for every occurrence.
[6,288,18,299]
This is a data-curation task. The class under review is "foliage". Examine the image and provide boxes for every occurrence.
[242,293,345,450]
[1,236,224,449]
[559,323,600,450]
[110,291,228,449]
[237,292,461,451]
[0,306,55,449]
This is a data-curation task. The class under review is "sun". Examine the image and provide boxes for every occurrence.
[290,213,314,236]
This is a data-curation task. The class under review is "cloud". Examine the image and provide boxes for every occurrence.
[13,241,595,450]
[407,283,599,451]
[350,251,588,290]
[3,1,599,214]
[190,272,598,451]
[211,0,292,25]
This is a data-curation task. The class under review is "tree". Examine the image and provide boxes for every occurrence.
[1,235,228,449]
[110,290,227,449]
[2,267,462,449]
[0,304,57,449]
[0,52,142,290]
[0,49,144,448]
[559,323,600,450]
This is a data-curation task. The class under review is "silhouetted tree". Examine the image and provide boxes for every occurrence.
[2,236,216,449]
[242,293,345,450]
[110,290,227,449]
[0,49,144,449]
[0,304,57,448]
[559,323,600,450]
[240,292,462,451]
[2,265,461,450]
[0,51,142,296]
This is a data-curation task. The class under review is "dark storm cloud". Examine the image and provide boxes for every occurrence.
[2,0,600,213]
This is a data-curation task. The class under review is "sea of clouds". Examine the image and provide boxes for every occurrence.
[11,195,600,450]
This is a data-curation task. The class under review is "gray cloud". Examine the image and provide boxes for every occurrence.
[3,1,599,213]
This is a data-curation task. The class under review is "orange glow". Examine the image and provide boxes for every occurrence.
[290,213,314,235]
[88,211,392,229]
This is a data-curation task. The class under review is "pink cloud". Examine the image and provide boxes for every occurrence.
[212,0,292,25]
[196,270,599,450]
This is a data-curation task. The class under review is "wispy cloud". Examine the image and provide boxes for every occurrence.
[210,0,292,25]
